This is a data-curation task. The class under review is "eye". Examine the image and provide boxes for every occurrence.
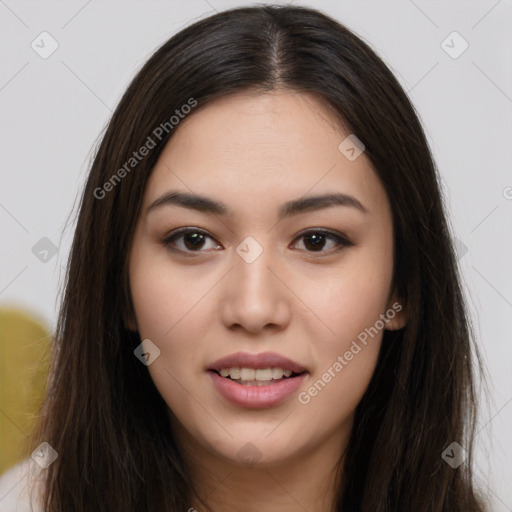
[161,228,221,255]
[291,229,353,255]
[161,228,353,256]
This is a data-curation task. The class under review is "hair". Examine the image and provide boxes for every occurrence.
[28,4,486,511]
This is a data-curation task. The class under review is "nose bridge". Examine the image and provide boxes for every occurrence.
[234,235,279,300]
[222,234,289,332]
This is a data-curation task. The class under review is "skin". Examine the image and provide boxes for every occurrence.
[127,90,407,512]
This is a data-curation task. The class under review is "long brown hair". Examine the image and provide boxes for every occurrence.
[29,5,486,510]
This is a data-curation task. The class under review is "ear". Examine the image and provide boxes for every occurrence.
[123,298,139,332]
[126,315,138,332]
[384,290,407,331]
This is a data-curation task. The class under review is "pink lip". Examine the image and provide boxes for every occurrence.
[207,351,308,409]
[208,371,308,409]
[208,351,307,373]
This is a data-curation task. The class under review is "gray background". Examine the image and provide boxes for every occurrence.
[1,0,511,509]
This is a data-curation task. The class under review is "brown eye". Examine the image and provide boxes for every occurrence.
[162,228,221,254]
[182,232,207,250]
[292,230,353,254]
[302,232,329,251]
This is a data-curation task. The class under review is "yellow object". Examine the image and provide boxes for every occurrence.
[0,307,50,475]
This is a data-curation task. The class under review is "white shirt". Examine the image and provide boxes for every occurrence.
[0,459,44,512]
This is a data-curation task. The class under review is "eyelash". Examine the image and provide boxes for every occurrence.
[161,227,354,257]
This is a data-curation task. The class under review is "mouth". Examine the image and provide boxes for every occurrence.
[207,351,308,407]
[208,368,307,386]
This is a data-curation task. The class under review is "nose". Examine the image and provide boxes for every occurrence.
[220,245,291,335]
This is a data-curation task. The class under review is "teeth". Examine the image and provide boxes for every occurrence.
[255,368,272,381]
[218,367,296,381]
[272,367,283,379]
[239,368,255,380]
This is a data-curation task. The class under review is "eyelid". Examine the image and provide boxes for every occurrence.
[161,227,220,255]
[161,227,353,256]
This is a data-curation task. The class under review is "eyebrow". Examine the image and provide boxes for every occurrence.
[146,190,369,219]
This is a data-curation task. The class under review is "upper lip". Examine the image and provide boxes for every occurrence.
[208,351,307,374]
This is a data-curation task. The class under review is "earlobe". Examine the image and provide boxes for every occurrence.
[124,286,139,332]
[124,302,139,332]
[385,295,407,331]
[126,316,138,332]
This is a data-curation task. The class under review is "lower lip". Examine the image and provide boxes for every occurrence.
[208,371,307,409]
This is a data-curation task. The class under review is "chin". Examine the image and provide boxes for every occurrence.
[211,434,303,468]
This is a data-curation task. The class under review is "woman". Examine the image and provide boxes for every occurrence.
[1,4,486,511]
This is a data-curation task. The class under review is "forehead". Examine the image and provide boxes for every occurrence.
[142,91,389,218]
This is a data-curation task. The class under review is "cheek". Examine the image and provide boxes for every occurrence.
[129,245,217,366]
[302,246,393,351]
[296,338,381,436]
[129,258,210,415]
[294,240,392,410]
[129,244,205,339]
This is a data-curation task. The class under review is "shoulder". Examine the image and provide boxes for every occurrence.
[0,458,45,512]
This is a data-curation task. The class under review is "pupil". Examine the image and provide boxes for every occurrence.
[304,233,325,251]
[184,233,205,250]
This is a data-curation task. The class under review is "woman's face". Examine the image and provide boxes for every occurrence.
[128,90,406,472]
